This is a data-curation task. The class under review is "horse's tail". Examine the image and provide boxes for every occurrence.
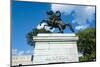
[64,23,75,33]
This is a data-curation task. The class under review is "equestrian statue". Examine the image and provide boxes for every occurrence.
[40,10,74,33]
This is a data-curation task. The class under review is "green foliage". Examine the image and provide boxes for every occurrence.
[79,51,96,62]
[26,28,51,46]
[77,28,96,62]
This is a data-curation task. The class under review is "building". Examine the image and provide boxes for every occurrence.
[12,55,33,66]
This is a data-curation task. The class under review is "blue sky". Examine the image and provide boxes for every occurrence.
[12,1,96,55]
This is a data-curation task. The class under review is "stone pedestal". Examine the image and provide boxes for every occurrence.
[33,33,79,64]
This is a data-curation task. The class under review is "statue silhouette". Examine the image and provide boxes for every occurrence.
[40,10,74,33]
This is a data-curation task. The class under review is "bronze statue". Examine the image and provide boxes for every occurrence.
[40,10,74,33]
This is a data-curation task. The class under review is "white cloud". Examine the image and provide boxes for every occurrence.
[44,25,55,32]
[12,49,33,55]
[51,4,95,30]
[51,4,76,15]
[25,50,33,54]
[18,51,24,55]
[26,50,31,54]
[37,22,55,32]
[37,22,47,29]
[75,24,89,30]
[12,48,18,55]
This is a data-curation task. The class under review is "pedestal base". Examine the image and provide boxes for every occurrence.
[33,33,79,64]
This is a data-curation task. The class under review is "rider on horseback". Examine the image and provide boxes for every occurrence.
[40,10,74,33]
[46,10,62,25]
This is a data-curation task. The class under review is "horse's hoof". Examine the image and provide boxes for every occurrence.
[61,32,63,33]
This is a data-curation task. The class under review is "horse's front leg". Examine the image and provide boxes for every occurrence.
[43,25,47,29]
[40,20,48,26]
[44,25,53,30]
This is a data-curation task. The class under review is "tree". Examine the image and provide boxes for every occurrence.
[77,28,96,62]
[26,28,51,46]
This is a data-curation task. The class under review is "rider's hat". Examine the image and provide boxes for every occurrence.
[55,11,61,17]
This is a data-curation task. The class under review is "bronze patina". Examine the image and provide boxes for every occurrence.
[40,10,74,33]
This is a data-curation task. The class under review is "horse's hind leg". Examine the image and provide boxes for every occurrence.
[66,24,74,33]
[58,24,63,33]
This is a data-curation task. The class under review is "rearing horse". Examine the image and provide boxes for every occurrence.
[40,20,75,33]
